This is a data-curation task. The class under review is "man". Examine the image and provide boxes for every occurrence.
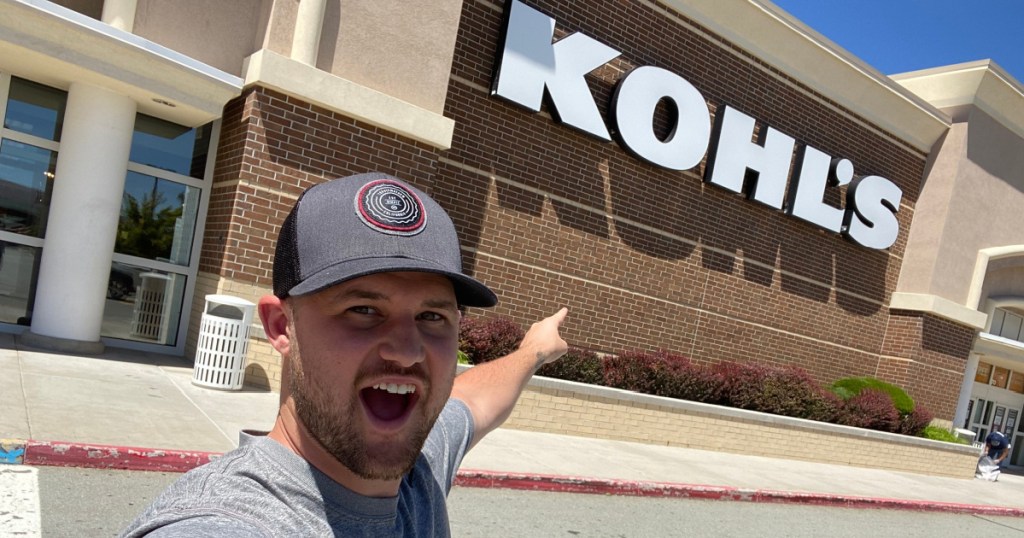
[985,430,1011,466]
[122,172,568,536]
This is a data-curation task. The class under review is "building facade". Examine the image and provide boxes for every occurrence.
[2,0,1023,461]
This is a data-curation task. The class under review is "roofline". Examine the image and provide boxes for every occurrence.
[662,0,951,153]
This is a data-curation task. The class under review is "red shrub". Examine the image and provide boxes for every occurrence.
[897,406,934,436]
[536,347,604,385]
[602,350,717,402]
[603,350,664,394]
[839,389,900,432]
[711,361,837,420]
[458,316,524,364]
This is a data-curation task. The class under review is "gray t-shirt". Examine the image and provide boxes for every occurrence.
[121,399,475,537]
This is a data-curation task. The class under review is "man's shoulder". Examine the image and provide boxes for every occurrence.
[987,431,1009,444]
[122,436,315,537]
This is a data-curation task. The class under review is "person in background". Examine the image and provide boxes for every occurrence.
[985,430,1011,467]
[122,172,569,536]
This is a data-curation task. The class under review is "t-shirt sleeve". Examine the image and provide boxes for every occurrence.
[420,398,475,494]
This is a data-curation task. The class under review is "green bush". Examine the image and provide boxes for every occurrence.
[921,425,969,445]
[830,377,915,414]
[457,350,471,365]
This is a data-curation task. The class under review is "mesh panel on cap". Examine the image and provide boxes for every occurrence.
[273,203,302,297]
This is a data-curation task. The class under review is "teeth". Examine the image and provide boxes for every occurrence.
[372,383,415,395]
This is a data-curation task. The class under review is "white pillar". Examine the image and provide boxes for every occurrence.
[291,0,328,66]
[101,0,138,32]
[952,353,981,430]
[26,83,136,351]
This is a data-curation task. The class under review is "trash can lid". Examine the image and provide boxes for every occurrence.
[205,294,256,307]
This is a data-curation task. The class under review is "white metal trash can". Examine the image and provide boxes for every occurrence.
[192,294,256,391]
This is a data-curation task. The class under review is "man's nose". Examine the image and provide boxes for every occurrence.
[379,319,426,368]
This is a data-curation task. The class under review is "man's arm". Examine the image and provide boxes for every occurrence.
[996,444,1010,464]
[450,308,569,448]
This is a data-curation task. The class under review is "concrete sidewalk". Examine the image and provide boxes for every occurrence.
[2,332,1023,516]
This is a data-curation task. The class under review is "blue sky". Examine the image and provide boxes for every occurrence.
[771,0,1024,84]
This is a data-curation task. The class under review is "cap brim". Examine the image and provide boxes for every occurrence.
[286,257,498,307]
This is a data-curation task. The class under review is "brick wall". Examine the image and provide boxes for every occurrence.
[193,0,974,416]
[879,311,978,418]
[438,0,967,411]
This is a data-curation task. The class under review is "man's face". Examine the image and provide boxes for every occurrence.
[284,271,460,480]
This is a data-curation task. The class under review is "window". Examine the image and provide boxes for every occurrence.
[129,114,211,179]
[101,113,213,347]
[990,308,1024,343]
[4,77,66,141]
[993,366,1011,389]
[0,75,66,326]
[973,399,985,423]
[0,240,40,324]
[1011,373,1024,394]
[976,361,993,383]
[116,171,200,265]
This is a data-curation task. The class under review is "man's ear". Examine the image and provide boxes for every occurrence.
[258,294,291,356]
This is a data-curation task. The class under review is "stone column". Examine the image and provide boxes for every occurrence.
[291,0,327,66]
[24,82,136,353]
[101,0,138,32]
[952,353,981,431]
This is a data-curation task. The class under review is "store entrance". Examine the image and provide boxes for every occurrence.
[970,398,1023,466]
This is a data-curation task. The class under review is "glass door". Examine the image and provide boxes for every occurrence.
[970,398,992,442]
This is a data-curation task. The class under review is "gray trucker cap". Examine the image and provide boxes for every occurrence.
[272,172,498,307]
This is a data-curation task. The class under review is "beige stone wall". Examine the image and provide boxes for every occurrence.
[498,374,980,479]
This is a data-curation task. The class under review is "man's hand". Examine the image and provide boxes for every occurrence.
[519,307,569,371]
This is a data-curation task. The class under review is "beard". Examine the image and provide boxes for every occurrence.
[287,324,450,481]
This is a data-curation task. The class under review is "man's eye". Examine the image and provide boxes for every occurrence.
[419,312,445,322]
[349,306,377,315]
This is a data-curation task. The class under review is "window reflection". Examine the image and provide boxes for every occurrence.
[0,139,56,237]
[101,261,185,346]
[130,114,211,178]
[0,240,40,324]
[115,172,200,266]
[4,77,67,141]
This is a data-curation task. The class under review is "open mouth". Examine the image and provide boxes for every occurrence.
[360,383,419,426]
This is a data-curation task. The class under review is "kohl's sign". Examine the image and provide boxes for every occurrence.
[490,0,902,250]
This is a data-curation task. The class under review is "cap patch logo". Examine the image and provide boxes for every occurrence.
[355,179,426,236]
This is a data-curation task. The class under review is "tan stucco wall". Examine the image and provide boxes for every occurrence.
[318,0,463,112]
[132,0,263,75]
[899,108,1024,305]
[898,124,966,297]
[132,0,462,114]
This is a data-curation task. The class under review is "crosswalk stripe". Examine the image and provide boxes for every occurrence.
[0,466,41,537]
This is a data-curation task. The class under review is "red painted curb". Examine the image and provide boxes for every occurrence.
[23,440,220,473]
[454,469,1024,517]
[13,441,1024,518]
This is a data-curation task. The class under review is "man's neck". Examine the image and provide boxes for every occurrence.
[268,404,403,498]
